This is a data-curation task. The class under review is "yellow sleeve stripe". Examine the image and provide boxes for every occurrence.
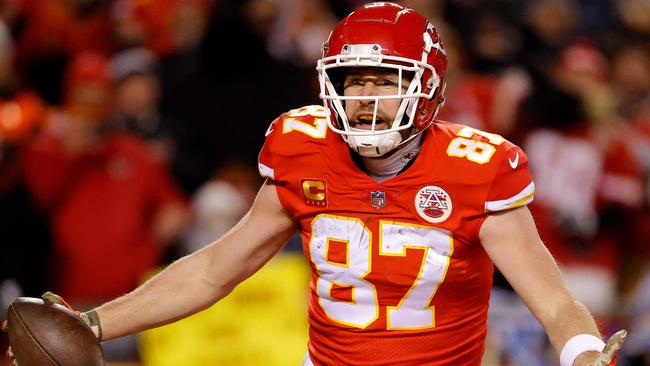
[484,182,535,212]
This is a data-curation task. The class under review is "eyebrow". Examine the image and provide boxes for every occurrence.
[345,72,400,79]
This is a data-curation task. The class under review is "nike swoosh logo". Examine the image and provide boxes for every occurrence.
[508,151,519,169]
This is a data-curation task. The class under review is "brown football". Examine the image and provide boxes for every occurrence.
[5,297,104,366]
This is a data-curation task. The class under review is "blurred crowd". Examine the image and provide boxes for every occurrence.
[0,0,650,365]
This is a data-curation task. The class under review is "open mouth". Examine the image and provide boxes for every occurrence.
[353,115,387,130]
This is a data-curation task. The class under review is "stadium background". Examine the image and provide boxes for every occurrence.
[0,0,650,365]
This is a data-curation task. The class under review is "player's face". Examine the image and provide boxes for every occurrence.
[343,67,410,130]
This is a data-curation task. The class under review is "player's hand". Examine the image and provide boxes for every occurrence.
[41,291,80,314]
[2,320,18,366]
[5,347,18,366]
[0,295,68,366]
[593,329,627,366]
[41,292,102,339]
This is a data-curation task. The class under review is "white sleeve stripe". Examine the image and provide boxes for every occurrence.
[485,182,535,212]
[258,162,275,179]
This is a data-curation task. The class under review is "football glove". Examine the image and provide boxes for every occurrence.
[2,292,102,366]
[41,292,102,340]
[594,329,627,366]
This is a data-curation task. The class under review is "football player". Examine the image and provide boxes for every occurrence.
[3,2,625,366]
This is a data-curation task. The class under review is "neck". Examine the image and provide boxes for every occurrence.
[361,133,423,182]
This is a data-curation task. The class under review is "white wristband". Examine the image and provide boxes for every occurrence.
[560,334,606,366]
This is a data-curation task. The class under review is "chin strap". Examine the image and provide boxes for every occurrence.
[348,126,424,158]
[347,131,403,157]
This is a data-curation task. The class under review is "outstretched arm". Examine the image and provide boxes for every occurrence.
[480,206,616,366]
[95,181,297,340]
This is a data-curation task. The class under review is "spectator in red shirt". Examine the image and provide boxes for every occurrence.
[21,50,188,305]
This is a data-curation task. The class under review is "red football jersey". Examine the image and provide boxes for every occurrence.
[258,105,534,365]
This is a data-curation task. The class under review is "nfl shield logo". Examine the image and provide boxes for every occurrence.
[370,190,386,209]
